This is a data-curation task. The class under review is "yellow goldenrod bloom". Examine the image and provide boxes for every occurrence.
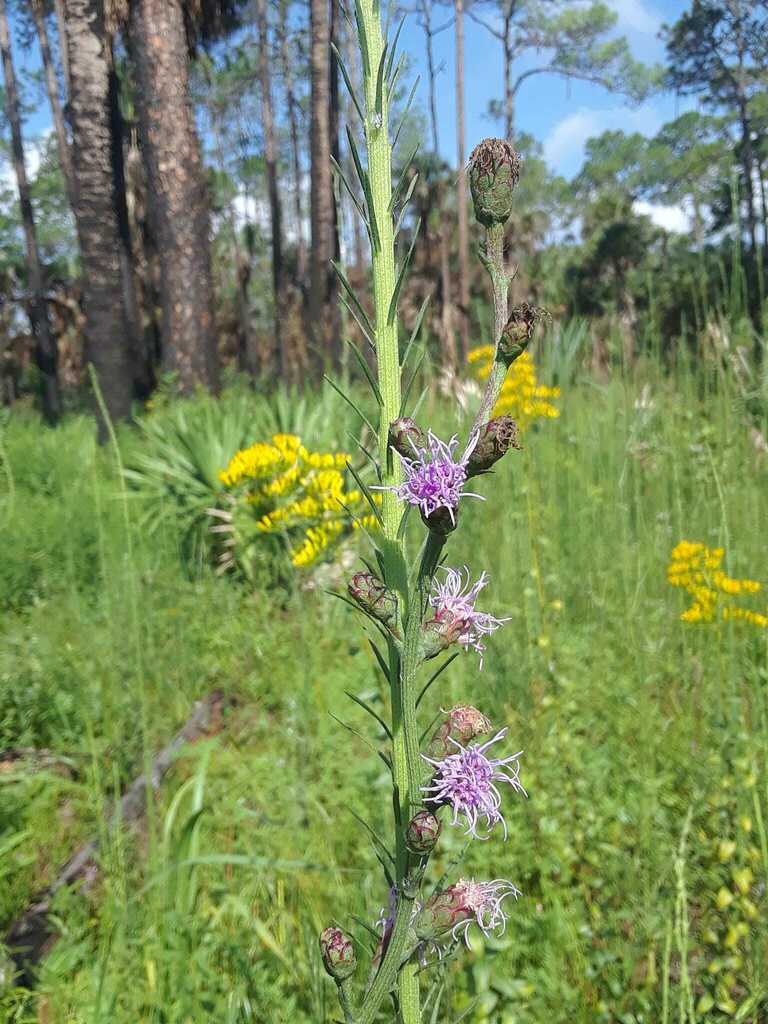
[467,347,559,431]
[667,540,766,630]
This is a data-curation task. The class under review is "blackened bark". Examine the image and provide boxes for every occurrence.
[0,0,60,423]
[308,0,337,366]
[255,0,286,381]
[128,0,219,393]
[64,0,133,434]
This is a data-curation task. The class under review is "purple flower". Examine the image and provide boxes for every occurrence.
[413,877,520,947]
[429,566,509,667]
[422,728,525,839]
[386,430,484,523]
[448,878,521,945]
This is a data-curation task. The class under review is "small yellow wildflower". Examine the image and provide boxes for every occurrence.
[667,541,766,629]
[467,347,559,430]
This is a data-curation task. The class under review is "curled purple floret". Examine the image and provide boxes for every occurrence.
[384,430,484,523]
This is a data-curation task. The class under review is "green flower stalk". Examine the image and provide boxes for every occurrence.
[318,8,537,1020]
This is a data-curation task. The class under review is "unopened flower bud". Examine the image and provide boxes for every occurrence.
[319,926,357,981]
[422,504,458,536]
[468,138,520,228]
[414,885,473,941]
[406,810,442,855]
[499,303,547,363]
[418,613,465,660]
[389,417,425,460]
[348,572,397,626]
[427,704,492,758]
[466,416,520,477]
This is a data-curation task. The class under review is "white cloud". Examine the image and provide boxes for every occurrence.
[544,103,664,174]
[634,199,689,233]
[612,0,662,35]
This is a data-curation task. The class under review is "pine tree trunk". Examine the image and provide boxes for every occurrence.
[63,0,133,434]
[277,0,307,287]
[255,0,287,381]
[503,13,514,141]
[0,0,60,424]
[30,0,76,210]
[53,0,71,98]
[309,0,337,367]
[454,0,470,360]
[128,0,219,393]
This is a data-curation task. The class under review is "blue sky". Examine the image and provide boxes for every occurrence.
[6,0,697,202]
[398,0,695,179]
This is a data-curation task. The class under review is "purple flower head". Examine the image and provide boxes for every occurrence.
[422,728,525,840]
[413,877,520,947]
[429,566,509,668]
[388,430,484,523]
[449,878,521,945]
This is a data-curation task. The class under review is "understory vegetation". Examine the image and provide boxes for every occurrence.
[1,328,767,1023]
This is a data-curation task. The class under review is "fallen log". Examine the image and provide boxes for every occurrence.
[5,690,227,983]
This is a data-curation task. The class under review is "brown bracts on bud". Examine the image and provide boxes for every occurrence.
[466,416,520,477]
[427,704,492,758]
[499,302,548,364]
[422,504,458,536]
[348,572,397,627]
[319,926,357,981]
[468,138,521,228]
[406,809,442,855]
[418,612,466,661]
[388,417,425,460]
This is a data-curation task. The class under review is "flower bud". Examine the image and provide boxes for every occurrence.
[414,885,474,941]
[418,613,465,661]
[499,303,547,363]
[389,417,425,460]
[427,704,492,758]
[466,416,520,477]
[422,505,458,536]
[348,572,397,626]
[319,926,357,981]
[406,810,442,855]
[468,138,520,228]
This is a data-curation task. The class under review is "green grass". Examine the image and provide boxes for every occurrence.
[0,348,767,1023]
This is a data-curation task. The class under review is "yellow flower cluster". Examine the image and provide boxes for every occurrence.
[219,434,378,570]
[467,346,560,430]
[667,541,766,628]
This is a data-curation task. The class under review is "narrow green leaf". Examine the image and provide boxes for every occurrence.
[392,76,420,151]
[401,295,430,369]
[374,849,395,889]
[350,913,383,942]
[345,690,393,739]
[419,710,443,745]
[416,652,460,707]
[332,43,365,123]
[387,218,421,325]
[399,345,426,417]
[329,711,382,761]
[331,155,369,226]
[368,638,391,680]
[346,457,385,526]
[389,144,419,212]
[385,17,406,82]
[389,52,406,99]
[374,43,388,116]
[343,336,383,405]
[340,294,375,350]
[329,263,374,337]
[346,128,380,251]
[323,373,378,439]
[348,807,396,865]
[346,432,380,477]
[353,0,371,76]
[393,171,420,238]
[396,503,412,540]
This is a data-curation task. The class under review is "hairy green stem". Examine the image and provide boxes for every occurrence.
[470,222,511,438]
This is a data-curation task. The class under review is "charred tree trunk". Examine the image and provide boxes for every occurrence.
[30,0,76,210]
[255,0,287,381]
[308,0,337,368]
[419,0,440,153]
[63,0,133,434]
[277,0,307,287]
[454,0,470,360]
[53,0,72,98]
[0,0,60,423]
[128,0,219,393]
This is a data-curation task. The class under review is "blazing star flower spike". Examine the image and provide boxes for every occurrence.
[428,566,510,668]
[422,728,525,840]
[382,430,484,525]
[414,878,520,946]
